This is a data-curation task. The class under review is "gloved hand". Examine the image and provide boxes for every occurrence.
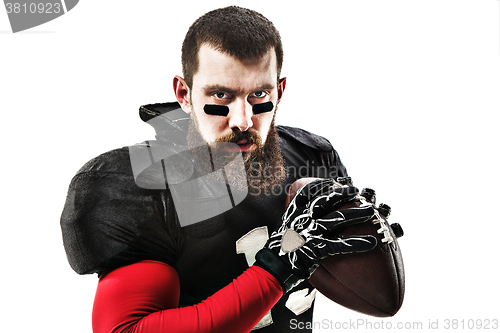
[255,178,378,293]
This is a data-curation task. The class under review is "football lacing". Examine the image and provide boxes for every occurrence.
[372,210,394,244]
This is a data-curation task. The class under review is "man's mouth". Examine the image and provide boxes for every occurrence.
[231,140,255,152]
[213,130,261,153]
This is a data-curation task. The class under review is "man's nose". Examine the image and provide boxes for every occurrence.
[228,100,253,132]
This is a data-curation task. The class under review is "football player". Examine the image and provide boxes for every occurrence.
[61,6,378,333]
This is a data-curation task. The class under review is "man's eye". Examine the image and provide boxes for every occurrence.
[252,91,268,98]
[214,92,228,99]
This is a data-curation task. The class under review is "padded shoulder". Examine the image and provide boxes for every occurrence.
[60,146,181,275]
[76,147,133,175]
[277,125,348,180]
[277,125,334,152]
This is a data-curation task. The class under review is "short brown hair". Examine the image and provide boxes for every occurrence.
[181,6,284,89]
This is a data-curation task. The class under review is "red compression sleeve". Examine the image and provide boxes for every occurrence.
[92,260,283,333]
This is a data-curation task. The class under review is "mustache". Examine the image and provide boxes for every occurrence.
[214,129,263,146]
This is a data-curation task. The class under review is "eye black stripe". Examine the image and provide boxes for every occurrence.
[204,104,229,116]
[253,101,274,114]
[203,102,274,116]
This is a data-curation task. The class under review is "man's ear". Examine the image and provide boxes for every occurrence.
[277,77,287,104]
[173,75,192,114]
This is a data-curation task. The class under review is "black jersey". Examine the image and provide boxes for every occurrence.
[61,102,348,332]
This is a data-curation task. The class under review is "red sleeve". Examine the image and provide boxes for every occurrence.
[92,260,283,333]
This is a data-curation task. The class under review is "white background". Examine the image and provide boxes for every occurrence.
[1,1,499,332]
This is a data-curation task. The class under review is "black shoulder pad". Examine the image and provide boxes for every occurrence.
[61,147,180,275]
[76,147,133,175]
[277,125,334,152]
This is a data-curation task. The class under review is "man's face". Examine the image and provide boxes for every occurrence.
[174,44,287,194]
[179,44,285,151]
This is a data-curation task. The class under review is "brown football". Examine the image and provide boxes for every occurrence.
[286,178,405,317]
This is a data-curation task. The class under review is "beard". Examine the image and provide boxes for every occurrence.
[187,109,287,197]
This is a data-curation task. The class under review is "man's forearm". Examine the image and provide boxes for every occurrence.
[92,260,282,333]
